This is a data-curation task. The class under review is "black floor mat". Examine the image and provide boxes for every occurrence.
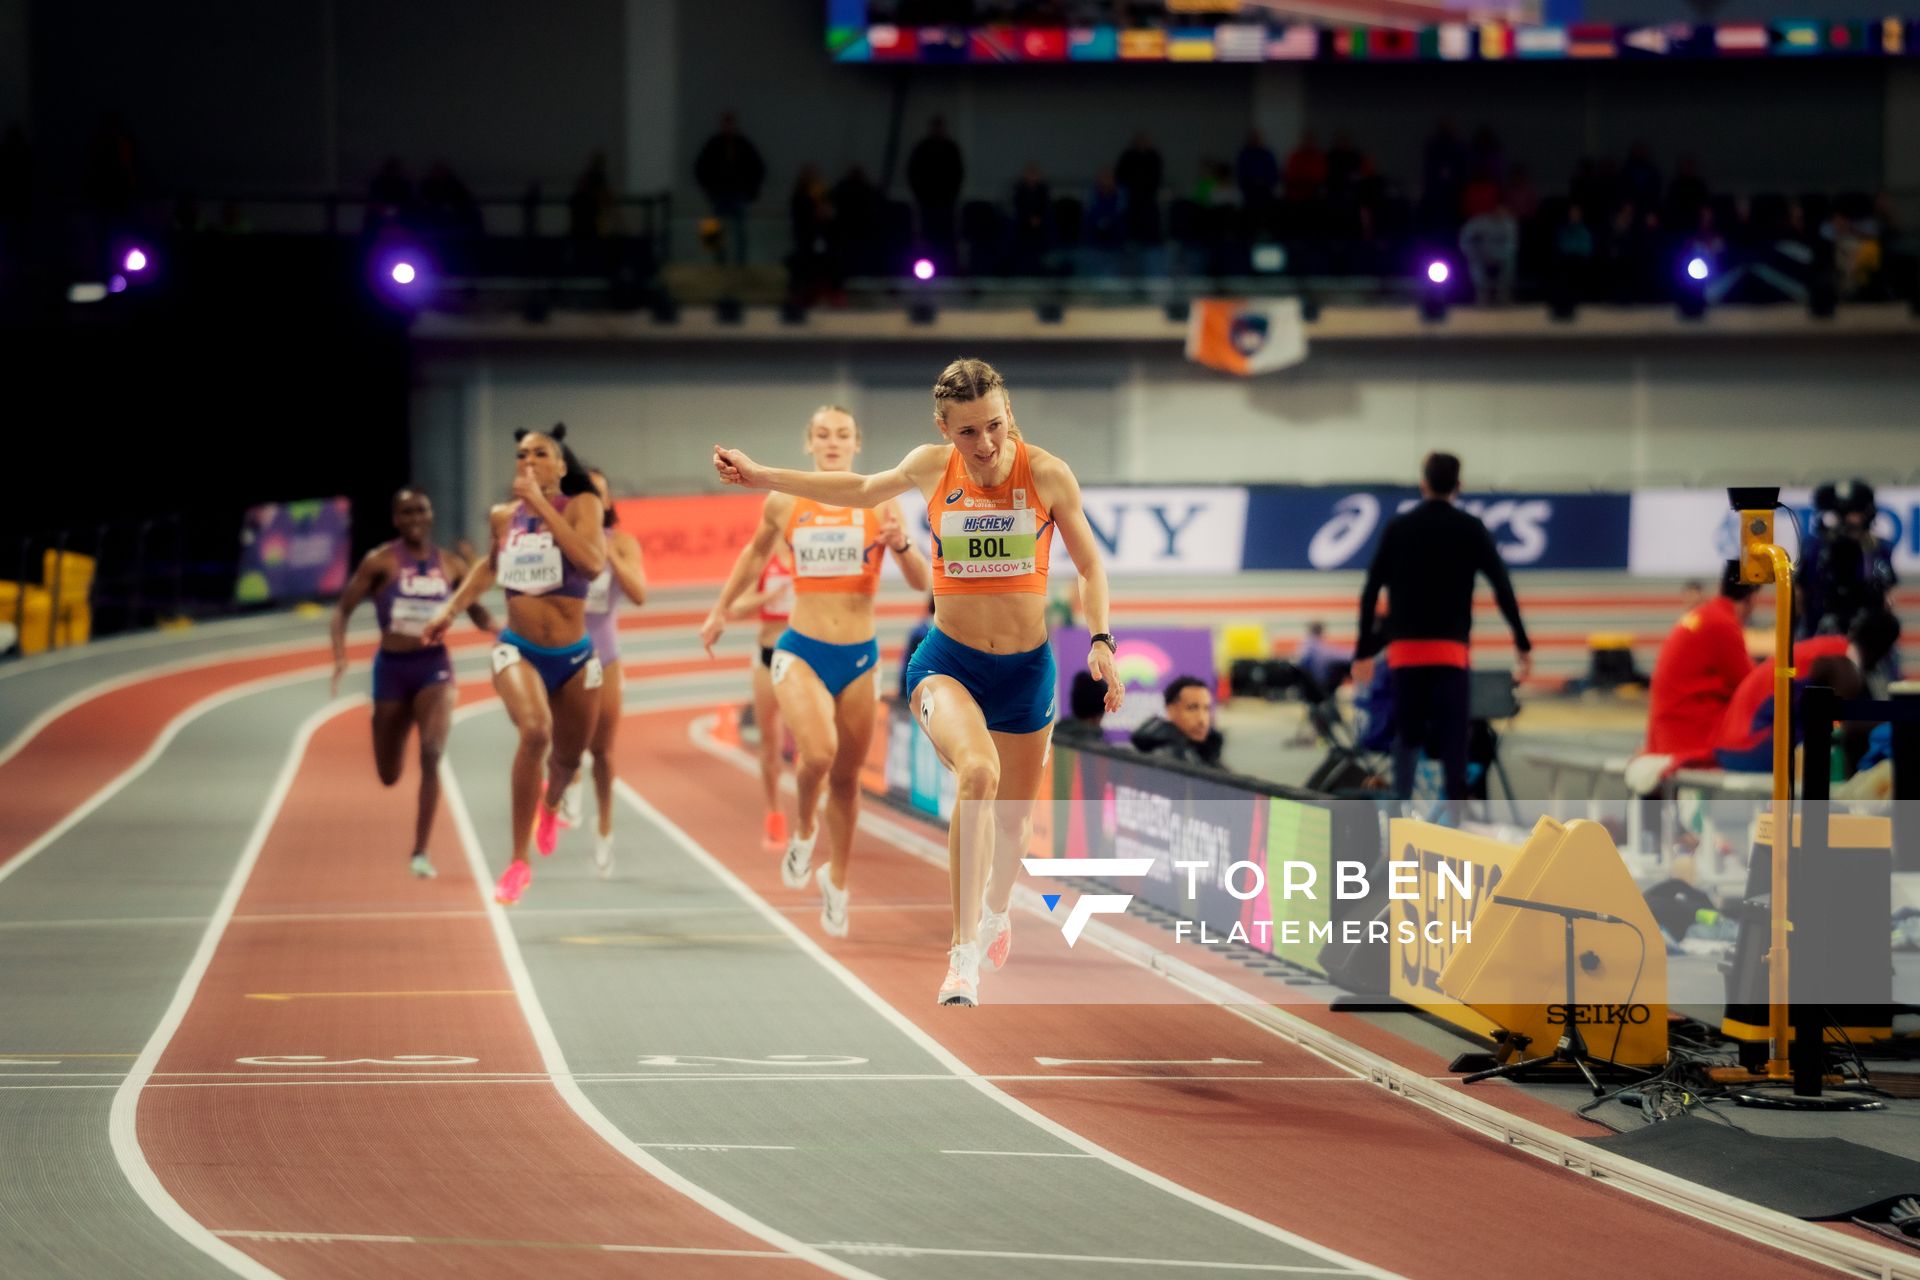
[1589,1120,1920,1219]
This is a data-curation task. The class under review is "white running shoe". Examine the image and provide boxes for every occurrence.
[818,865,850,938]
[592,832,615,879]
[780,827,818,889]
[409,853,436,879]
[937,941,981,1007]
[558,772,585,829]
[978,909,1012,972]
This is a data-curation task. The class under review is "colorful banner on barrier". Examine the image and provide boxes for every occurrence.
[1053,625,1215,741]
[1242,487,1632,571]
[236,497,351,604]
[614,494,767,586]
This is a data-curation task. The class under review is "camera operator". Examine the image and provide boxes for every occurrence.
[1799,479,1900,690]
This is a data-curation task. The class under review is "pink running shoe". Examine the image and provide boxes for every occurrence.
[979,909,1012,972]
[535,801,561,857]
[495,859,532,906]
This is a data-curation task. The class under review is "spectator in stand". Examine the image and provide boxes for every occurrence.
[1236,129,1279,214]
[1459,200,1519,305]
[694,112,765,265]
[1115,132,1163,244]
[1553,203,1595,300]
[788,164,838,304]
[1666,154,1708,229]
[1083,168,1128,272]
[1294,621,1350,692]
[421,162,481,235]
[907,116,964,264]
[569,150,615,242]
[1326,131,1362,202]
[1644,566,1758,760]
[1052,672,1111,747]
[1352,451,1532,805]
[1504,164,1540,224]
[1283,130,1327,205]
[1011,162,1051,273]
[365,157,415,233]
[1621,142,1661,214]
[1132,676,1225,769]
[829,165,879,275]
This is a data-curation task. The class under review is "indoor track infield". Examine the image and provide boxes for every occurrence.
[0,611,1900,1280]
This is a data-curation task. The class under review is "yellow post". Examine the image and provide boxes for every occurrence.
[1737,507,1794,1080]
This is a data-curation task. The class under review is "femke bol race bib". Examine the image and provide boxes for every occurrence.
[497,529,564,594]
[792,523,863,578]
[938,509,1036,579]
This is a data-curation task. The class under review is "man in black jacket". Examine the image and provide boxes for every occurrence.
[1131,676,1225,769]
[1352,453,1531,803]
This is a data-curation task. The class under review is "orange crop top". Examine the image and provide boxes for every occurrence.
[930,438,1054,597]
[784,498,883,596]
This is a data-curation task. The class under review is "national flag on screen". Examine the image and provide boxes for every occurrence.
[1018,27,1068,59]
[1478,23,1513,57]
[918,27,969,62]
[1120,28,1168,58]
[1185,299,1308,376]
[1620,25,1674,55]
[1568,23,1616,56]
[1714,23,1768,53]
[1215,23,1266,60]
[1435,24,1472,60]
[1773,21,1821,53]
[1824,21,1864,52]
[1515,24,1569,56]
[1879,17,1904,53]
[1069,26,1118,59]
[1370,27,1417,58]
[1169,27,1217,59]
[1266,25,1319,59]
[869,25,919,59]
[1332,27,1361,57]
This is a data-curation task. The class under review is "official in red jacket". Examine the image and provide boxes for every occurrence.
[1645,570,1756,758]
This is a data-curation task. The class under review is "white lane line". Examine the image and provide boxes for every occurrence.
[0,902,955,932]
[214,1229,795,1260]
[108,696,356,1280]
[0,668,338,895]
[0,1073,1388,1090]
[441,761,885,1280]
[217,1227,1346,1272]
[939,1149,1096,1159]
[615,775,1393,1280]
[637,1143,797,1152]
[823,1243,1354,1273]
[0,612,314,689]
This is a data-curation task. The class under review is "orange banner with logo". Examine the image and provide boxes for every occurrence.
[615,494,766,585]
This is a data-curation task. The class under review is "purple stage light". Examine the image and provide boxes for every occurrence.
[109,275,127,294]
[123,248,149,273]
[1686,257,1709,282]
[1425,261,1449,286]
[391,261,418,285]
[912,258,936,282]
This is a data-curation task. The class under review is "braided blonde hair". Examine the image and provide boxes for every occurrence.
[932,358,1020,440]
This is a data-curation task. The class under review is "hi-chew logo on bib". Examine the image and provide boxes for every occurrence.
[940,508,1036,578]
[793,524,863,577]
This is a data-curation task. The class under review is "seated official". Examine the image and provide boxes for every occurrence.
[1053,671,1110,746]
[1131,675,1225,769]
[1646,568,1757,759]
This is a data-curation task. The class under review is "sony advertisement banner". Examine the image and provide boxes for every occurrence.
[1241,487,1632,572]
[1629,487,1920,576]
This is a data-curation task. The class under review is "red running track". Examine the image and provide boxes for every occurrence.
[132,695,830,1279]
[625,706,1838,1280]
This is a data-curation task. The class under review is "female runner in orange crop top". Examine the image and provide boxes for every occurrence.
[714,361,1122,1006]
[703,406,929,938]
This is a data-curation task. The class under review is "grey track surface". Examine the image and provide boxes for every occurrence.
[0,675,332,1279]
[448,698,1375,1280]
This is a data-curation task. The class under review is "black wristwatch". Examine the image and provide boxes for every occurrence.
[1089,633,1116,653]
